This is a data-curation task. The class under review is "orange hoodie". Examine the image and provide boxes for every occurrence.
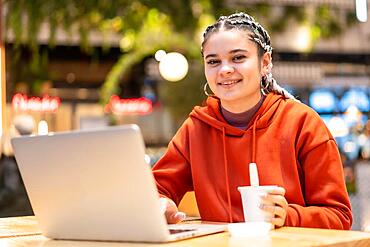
[152,93,352,229]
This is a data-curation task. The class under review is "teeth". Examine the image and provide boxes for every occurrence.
[220,80,239,85]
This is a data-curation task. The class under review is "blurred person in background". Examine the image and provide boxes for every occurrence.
[0,114,34,217]
[152,12,352,230]
[340,152,356,194]
[360,120,370,160]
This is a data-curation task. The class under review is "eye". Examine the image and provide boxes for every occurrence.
[206,59,220,65]
[233,55,246,62]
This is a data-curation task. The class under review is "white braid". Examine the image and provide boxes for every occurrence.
[264,62,298,101]
[270,79,298,101]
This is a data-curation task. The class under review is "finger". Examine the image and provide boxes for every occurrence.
[274,196,288,210]
[160,198,182,223]
[260,194,287,209]
[167,211,186,224]
[271,216,285,228]
[268,186,286,196]
[175,212,186,222]
[259,204,285,219]
[261,205,286,228]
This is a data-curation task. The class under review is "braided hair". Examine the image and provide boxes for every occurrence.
[201,12,296,100]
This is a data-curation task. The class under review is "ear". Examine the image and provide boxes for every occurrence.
[260,52,272,76]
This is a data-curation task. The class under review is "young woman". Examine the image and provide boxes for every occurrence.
[152,12,352,229]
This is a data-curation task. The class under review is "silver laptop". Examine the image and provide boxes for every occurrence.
[11,124,225,242]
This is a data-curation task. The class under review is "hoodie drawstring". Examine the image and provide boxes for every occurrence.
[222,117,259,223]
[251,116,259,163]
[222,127,233,223]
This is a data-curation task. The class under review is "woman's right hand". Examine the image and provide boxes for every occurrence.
[159,197,186,224]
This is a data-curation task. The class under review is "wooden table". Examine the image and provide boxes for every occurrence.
[1,216,370,246]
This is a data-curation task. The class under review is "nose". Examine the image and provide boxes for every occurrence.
[219,63,234,76]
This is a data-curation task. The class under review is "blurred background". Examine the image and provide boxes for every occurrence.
[0,0,369,231]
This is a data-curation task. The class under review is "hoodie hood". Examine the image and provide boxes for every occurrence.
[190,93,285,136]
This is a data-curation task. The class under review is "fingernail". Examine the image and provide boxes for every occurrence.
[176,212,186,221]
[259,192,267,198]
[259,203,264,209]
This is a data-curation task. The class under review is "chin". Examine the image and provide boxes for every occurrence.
[218,96,244,105]
[218,92,242,101]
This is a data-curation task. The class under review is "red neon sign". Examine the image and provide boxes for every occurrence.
[105,95,153,115]
[12,93,61,113]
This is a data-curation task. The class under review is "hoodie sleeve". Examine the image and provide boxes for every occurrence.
[152,120,193,205]
[285,108,353,230]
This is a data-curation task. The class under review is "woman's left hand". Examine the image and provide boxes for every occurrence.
[259,186,288,228]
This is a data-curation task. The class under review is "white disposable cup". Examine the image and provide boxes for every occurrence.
[238,185,278,223]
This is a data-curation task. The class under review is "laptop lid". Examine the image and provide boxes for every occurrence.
[12,125,178,242]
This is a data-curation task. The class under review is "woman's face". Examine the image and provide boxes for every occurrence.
[203,30,271,113]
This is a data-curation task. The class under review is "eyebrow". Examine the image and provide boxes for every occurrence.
[204,49,249,59]
[230,49,248,54]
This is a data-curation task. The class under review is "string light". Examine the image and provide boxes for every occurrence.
[38,120,49,135]
[154,50,167,62]
[356,0,368,22]
[158,52,188,82]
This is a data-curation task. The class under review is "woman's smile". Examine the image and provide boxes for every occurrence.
[217,79,243,88]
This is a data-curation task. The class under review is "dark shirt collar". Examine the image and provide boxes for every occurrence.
[221,95,266,130]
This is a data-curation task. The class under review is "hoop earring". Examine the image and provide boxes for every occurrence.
[260,76,270,96]
[203,82,214,96]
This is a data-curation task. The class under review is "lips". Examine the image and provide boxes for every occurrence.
[217,79,242,86]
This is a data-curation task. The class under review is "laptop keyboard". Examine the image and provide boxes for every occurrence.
[169,229,195,235]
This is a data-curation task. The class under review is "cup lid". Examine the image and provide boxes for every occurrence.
[228,222,272,237]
